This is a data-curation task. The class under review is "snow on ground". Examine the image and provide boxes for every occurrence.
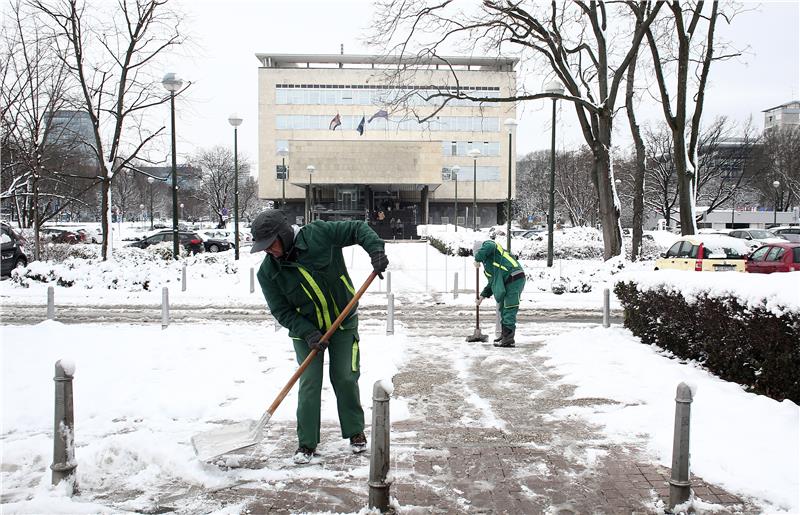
[1,320,409,513]
[537,326,799,513]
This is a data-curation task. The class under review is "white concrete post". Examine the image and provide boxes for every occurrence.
[603,288,610,328]
[444,253,448,293]
[386,271,392,295]
[453,272,458,299]
[424,241,429,291]
[250,267,255,294]
[47,286,55,320]
[181,263,187,292]
[161,287,169,329]
[386,293,394,335]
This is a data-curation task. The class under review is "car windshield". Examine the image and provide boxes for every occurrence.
[749,230,775,239]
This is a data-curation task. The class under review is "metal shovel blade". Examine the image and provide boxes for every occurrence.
[191,419,263,462]
[466,329,488,342]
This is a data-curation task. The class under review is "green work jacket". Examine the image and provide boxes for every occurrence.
[474,240,524,302]
[257,220,384,340]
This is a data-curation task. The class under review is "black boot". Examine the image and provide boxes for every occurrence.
[493,326,515,347]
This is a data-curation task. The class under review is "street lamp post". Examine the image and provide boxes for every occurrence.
[278,147,289,209]
[773,180,781,226]
[467,149,481,232]
[228,113,243,260]
[147,177,155,230]
[504,118,518,251]
[451,165,460,232]
[162,72,183,259]
[544,80,565,267]
[306,165,315,223]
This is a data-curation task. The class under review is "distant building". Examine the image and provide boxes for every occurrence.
[138,165,203,191]
[763,100,800,131]
[43,110,97,164]
[255,52,517,236]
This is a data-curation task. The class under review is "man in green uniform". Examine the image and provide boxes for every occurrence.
[252,209,388,464]
[473,239,526,347]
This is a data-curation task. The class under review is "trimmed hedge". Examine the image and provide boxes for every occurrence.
[615,281,800,403]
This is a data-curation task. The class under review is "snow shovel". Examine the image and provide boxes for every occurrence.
[466,266,488,342]
[191,271,379,461]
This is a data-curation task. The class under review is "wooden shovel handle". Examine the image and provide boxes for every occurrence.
[265,271,379,416]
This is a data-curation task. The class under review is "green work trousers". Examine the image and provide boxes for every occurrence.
[499,277,526,330]
[291,328,364,449]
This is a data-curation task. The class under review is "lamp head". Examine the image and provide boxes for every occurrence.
[307,165,315,174]
[228,113,243,127]
[162,72,183,93]
[467,149,481,159]
[543,80,565,96]
[277,147,289,157]
[773,180,780,188]
[504,118,518,129]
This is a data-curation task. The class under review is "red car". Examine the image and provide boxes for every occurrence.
[745,242,800,273]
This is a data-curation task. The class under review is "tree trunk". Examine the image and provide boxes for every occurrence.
[594,139,623,259]
[101,178,110,260]
[674,137,697,234]
[625,46,646,261]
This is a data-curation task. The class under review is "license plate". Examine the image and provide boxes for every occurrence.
[713,264,735,271]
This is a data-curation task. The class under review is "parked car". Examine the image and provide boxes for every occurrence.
[654,234,749,272]
[40,228,80,244]
[1,223,27,276]
[126,230,204,254]
[771,226,800,243]
[728,229,785,251]
[201,233,233,253]
[745,242,800,273]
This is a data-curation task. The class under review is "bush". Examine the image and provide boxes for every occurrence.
[427,236,471,256]
[615,280,800,403]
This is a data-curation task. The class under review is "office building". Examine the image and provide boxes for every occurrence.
[256,53,517,237]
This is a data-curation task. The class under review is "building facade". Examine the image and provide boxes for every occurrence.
[256,53,517,237]
[763,100,800,131]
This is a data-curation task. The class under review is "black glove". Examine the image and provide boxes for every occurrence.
[305,330,327,352]
[370,250,389,279]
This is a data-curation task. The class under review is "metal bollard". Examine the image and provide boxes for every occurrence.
[47,286,55,320]
[669,382,693,510]
[161,287,169,329]
[386,271,392,295]
[603,288,610,328]
[51,359,77,494]
[181,263,187,292]
[453,272,458,299]
[368,381,391,511]
[495,303,502,338]
[250,267,255,294]
[386,293,394,335]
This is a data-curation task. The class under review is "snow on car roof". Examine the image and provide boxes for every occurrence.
[688,234,751,255]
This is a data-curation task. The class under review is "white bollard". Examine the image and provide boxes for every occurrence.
[386,293,394,335]
[181,263,187,292]
[453,272,459,299]
[250,267,255,294]
[444,254,448,293]
[386,271,392,295]
[161,287,169,329]
[51,359,76,494]
[424,241,429,291]
[47,286,55,320]
[603,288,610,328]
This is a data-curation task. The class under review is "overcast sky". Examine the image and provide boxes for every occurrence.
[160,0,800,174]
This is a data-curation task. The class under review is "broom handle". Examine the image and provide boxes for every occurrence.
[265,271,378,416]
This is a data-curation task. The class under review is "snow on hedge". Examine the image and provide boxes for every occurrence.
[615,270,800,316]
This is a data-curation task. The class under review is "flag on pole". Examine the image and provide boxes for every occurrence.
[368,109,389,123]
[356,116,366,135]
[329,113,341,130]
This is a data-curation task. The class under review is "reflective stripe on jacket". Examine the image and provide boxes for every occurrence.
[474,240,524,302]
[257,220,384,340]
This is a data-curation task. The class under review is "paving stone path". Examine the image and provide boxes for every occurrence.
[164,313,758,514]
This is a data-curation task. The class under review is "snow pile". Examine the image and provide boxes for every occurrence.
[11,247,239,291]
[615,270,800,316]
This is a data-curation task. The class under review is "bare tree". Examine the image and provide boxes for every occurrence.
[759,126,800,212]
[515,150,551,224]
[555,147,597,227]
[643,124,680,227]
[369,0,664,259]
[644,1,741,235]
[31,0,185,259]
[193,146,238,229]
